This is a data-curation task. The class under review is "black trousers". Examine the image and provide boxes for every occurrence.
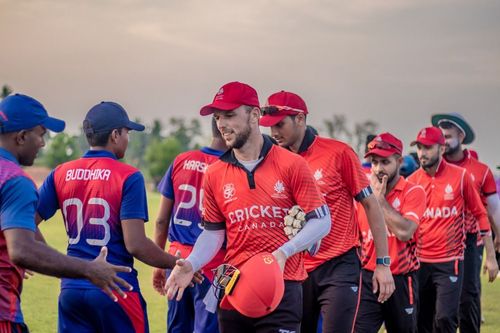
[418,260,464,333]
[218,281,302,333]
[355,269,418,333]
[301,248,361,333]
[459,233,482,333]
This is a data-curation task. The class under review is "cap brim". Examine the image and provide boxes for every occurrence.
[200,101,242,116]
[364,148,399,159]
[259,114,287,127]
[126,120,145,132]
[410,139,439,146]
[431,114,475,144]
[42,117,66,133]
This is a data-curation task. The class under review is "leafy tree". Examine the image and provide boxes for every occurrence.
[42,133,82,169]
[144,137,183,186]
[167,118,202,150]
[1,85,12,99]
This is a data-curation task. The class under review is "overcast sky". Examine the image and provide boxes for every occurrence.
[1,0,499,169]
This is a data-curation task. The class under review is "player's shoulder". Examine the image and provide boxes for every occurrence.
[403,178,425,196]
[270,144,308,165]
[314,135,351,150]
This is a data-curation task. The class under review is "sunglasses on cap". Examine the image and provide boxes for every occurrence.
[367,140,400,152]
[260,105,306,116]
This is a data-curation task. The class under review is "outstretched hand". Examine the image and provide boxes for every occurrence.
[165,258,195,301]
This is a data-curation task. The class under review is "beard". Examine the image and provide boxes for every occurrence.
[376,170,397,185]
[420,153,440,170]
[444,138,461,156]
[227,121,252,149]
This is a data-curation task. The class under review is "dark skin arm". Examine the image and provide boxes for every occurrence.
[4,228,132,301]
[152,196,174,295]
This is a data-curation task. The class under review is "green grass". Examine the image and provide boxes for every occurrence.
[20,192,500,332]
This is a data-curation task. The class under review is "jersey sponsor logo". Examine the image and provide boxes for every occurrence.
[449,276,458,283]
[182,159,209,173]
[350,286,358,293]
[65,168,111,181]
[223,183,236,202]
[272,180,288,199]
[228,205,288,224]
[423,206,458,219]
[314,169,323,181]
[392,197,401,210]
[444,184,454,200]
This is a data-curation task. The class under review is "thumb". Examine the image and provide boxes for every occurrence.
[483,264,487,275]
[372,276,379,294]
[97,246,108,261]
[176,258,186,266]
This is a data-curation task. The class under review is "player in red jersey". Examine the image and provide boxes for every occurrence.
[355,132,426,333]
[0,94,131,333]
[166,82,331,333]
[152,118,227,333]
[432,113,499,333]
[260,91,394,333]
[407,126,490,333]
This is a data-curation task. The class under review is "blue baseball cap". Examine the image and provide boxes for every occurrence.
[0,94,65,134]
[83,101,145,134]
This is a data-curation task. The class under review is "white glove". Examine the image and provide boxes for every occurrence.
[284,205,306,240]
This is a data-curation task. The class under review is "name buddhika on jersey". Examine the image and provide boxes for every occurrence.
[65,168,111,181]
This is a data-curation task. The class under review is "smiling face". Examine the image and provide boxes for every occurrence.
[214,105,256,150]
[440,124,464,156]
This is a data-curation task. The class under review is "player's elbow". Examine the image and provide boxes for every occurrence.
[125,242,143,258]
[394,231,412,242]
[8,243,31,267]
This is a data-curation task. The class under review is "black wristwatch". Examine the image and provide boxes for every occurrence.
[376,256,391,267]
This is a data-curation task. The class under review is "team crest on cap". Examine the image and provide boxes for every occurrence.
[420,128,427,138]
[444,184,454,200]
[215,88,225,101]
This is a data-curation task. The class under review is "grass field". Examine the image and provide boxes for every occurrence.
[21,192,500,332]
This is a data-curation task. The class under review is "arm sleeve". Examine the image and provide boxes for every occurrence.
[201,172,225,230]
[486,195,500,231]
[400,185,426,224]
[463,170,489,233]
[481,168,497,199]
[121,171,149,221]
[341,147,371,201]
[186,229,226,272]
[1,177,38,231]
[157,164,175,200]
[278,210,331,259]
[37,170,60,220]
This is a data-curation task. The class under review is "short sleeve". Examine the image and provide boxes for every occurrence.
[401,185,426,224]
[289,157,327,219]
[482,168,497,197]
[1,177,38,232]
[157,164,175,200]
[201,172,226,230]
[121,171,149,221]
[341,147,370,201]
[37,169,60,220]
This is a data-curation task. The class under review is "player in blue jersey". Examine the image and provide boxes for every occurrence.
[0,94,132,333]
[36,101,195,333]
[152,118,227,333]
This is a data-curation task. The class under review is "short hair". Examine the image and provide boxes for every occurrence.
[211,117,222,140]
[84,121,123,147]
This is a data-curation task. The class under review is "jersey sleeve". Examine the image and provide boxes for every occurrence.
[463,170,489,233]
[121,171,149,222]
[289,157,328,219]
[157,164,175,200]
[201,171,226,230]
[341,146,371,201]
[1,177,38,232]
[482,168,497,198]
[401,185,426,224]
[37,169,60,220]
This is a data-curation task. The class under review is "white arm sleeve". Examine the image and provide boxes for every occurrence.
[486,195,500,232]
[278,210,331,259]
[186,229,225,272]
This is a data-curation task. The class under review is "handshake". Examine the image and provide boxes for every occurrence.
[283,205,306,239]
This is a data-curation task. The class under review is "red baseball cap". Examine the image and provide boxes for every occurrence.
[410,126,445,146]
[364,132,403,158]
[220,252,285,318]
[200,81,260,116]
[259,91,308,127]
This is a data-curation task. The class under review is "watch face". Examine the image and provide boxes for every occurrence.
[383,257,391,266]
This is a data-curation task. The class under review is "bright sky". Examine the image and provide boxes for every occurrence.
[1,0,499,169]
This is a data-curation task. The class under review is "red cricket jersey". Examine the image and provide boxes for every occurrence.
[202,136,327,281]
[297,130,370,272]
[445,149,497,234]
[359,176,426,274]
[407,160,489,263]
